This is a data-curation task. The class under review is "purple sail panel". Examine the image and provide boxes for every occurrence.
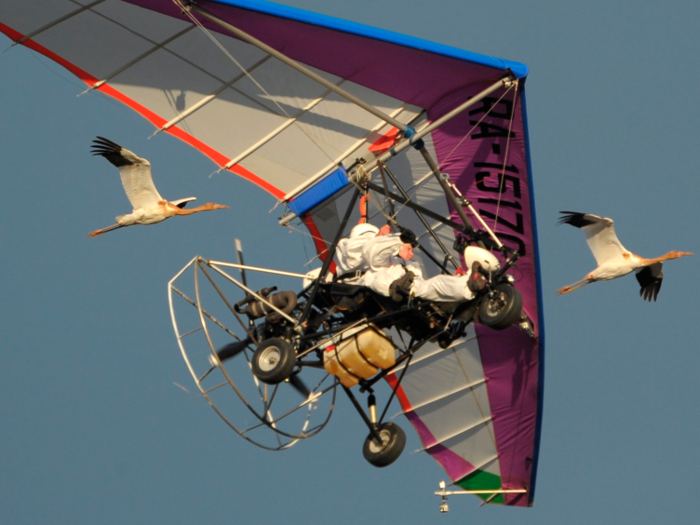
[429,83,542,507]
[125,0,513,110]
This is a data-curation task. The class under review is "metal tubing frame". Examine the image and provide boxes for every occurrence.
[377,352,413,425]
[365,181,503,254]
[416,146,484,249]
[188,4,411,134]
[298,307,412,345]
[442,174,504,249]
[343,335,430,441]
[362,183,451,273]
[297,187,361,328]
[358,77,514,175]
[435,489,527,496]
[208,260,311,280]
[278,76,513,226]
[203,261,298,324]
[168,257,338,449]
[365,182,470,235]
[379,162,459,270]
[342,384,383,444]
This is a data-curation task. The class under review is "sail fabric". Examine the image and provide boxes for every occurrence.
[1,0,543,507]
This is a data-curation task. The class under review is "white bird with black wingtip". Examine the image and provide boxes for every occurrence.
[88,137,228,238]
[557,211,693,301]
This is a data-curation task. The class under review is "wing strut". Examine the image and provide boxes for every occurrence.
[357,77,516,176]
[278,76,514,224]
[416,145,486,248]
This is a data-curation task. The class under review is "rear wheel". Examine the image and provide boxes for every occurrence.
[479,283,523,330]
[252,338,296,384]
[362,422,406,468]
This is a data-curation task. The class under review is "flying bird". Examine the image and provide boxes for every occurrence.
[557,211,693,301]
[88,137,228,237]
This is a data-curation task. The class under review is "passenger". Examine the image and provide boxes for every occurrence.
[359,231,485,302]
[335,222,391,280]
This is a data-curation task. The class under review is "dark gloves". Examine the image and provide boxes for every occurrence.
[389,270,415,302]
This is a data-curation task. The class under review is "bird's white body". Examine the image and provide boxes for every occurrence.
[116,208,167,226]
[588,254,642,281]
[115,199,195,226]
[557,211,692,301]
[89,137,227,237]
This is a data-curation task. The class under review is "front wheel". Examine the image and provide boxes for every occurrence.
[251,338,296,384]
[479,283,523,330]
[362,422,406,468]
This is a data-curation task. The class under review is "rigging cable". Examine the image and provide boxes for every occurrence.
[171,0,336,167]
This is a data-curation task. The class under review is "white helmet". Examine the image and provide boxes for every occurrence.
[463,246,500,273]
[350,223,379,239]
[302,267,333,289]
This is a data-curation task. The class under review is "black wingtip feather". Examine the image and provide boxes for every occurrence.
[557,211,598,228]
[636,266,662,302]
[91,136,133,168]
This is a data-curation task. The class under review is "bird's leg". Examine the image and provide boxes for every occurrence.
[88,223,125,238]
[556,276,594,295]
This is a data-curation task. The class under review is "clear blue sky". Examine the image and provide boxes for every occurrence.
[2,1,699,524]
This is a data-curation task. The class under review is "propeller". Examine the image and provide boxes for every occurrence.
[288,373,311,399]
[215,336,312,401]
[215,337,251,363]
[235,238,247,287]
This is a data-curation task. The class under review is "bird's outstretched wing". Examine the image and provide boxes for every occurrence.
[636,263,663,301]
[558,211,628,266]
[92,137,164,210]
[169,197,196,208]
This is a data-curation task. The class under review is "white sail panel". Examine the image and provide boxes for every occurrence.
[157,86,289,159]
[163,26,269,84]
[232,60,343,117]
[239,124,334,193]
[5,0,81,34]
[34,11,157,79]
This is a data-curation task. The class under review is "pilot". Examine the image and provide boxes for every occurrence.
[359,229,486,302]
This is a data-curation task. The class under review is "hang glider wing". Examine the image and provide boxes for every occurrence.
[1,0,542,507]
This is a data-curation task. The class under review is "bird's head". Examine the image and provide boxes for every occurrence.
[666,250,694,260]
[203,203,229,211]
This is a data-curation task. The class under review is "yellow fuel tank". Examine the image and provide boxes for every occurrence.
[323,325,396,388]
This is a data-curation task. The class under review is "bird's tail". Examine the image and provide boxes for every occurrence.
[88,223,124,238]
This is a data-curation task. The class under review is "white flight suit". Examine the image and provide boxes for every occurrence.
[335,236,373,276]
[360,234,475,302]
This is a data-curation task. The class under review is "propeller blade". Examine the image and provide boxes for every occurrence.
[235,238,247,287]
[216,338,251,362]
[288,374,311,399]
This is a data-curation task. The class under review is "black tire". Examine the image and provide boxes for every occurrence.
[251,338,296,384]
[478,283,523,330]
[362,422,406,468]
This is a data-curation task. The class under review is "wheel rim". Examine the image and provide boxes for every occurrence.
[368,429,391,453]
[485,291,507,315]
[258,345,282,372]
